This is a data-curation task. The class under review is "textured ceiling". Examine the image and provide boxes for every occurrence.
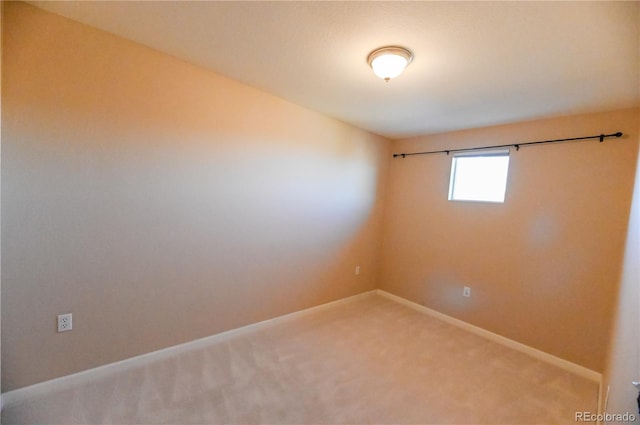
[28,1,640,139]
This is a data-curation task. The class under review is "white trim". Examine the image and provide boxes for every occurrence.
[376,289,602,383]
[597,384,609,423]
[452,148,510,158]
[3,289,602,411]
[1,290,377,409]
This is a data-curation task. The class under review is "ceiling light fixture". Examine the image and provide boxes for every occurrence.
[367,46,414,82]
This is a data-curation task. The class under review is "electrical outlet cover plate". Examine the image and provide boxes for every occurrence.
[57,313,72,332]
[463,286,471,297]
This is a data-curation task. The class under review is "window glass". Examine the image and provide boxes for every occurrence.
[448,151,510,203]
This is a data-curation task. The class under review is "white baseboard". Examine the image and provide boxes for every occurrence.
[376,289,602,383]
[1,290,378,410]
[3,288,602,411]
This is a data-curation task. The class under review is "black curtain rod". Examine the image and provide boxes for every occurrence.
[392,132,623,158]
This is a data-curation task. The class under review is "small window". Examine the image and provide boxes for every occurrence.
[448,150,510,203]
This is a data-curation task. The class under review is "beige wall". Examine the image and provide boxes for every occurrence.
[1,2,389,391]
[380,109,639,372]
[603,126,640,421]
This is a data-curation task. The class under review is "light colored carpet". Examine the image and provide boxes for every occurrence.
[2,293,598,424]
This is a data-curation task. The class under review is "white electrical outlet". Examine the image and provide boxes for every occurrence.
[57,313,72,332]
[355,265,361,275]
[463,286,471,298]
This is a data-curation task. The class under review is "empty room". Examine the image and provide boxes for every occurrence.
[1,1,639,424]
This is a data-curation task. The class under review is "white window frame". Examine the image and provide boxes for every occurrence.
[448,149,510,203]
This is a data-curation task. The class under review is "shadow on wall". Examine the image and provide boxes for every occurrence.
[1,2,390,391]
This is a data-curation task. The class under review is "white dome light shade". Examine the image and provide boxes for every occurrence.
[367,46,413,81]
